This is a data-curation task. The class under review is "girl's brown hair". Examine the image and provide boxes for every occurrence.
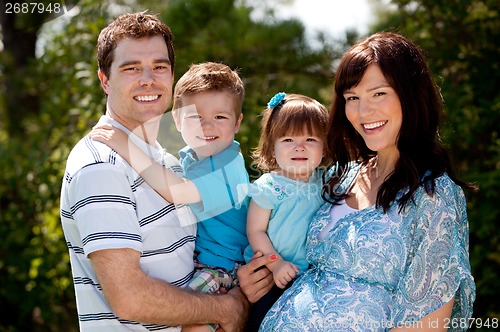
[253,93,330,172]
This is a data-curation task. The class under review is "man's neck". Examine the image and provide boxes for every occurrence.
[106,110,161,146]
[133,122,160,145]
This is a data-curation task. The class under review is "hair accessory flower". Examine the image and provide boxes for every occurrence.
[267,92,286,109]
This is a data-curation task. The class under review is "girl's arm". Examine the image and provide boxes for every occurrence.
[90,124,201,204]
[246,200,276,259]
[246,200,298,288]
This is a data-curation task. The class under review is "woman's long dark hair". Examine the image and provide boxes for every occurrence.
[323,32,476,212]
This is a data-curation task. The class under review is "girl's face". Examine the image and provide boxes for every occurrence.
[343,64,402,156]
[273,129,324,182]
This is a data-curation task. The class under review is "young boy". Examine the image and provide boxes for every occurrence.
[91,62,249,330]
[171,62,249,290]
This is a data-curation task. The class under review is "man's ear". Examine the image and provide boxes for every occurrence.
[98,70,110,94]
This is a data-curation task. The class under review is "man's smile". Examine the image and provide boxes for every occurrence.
[134,95,160,102]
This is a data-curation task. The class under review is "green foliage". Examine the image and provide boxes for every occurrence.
[370,0,500,325]
[0,138,75,331]
[0,0,108,329]
[162,0,339,178]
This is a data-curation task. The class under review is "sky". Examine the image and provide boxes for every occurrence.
[276,0,373,39]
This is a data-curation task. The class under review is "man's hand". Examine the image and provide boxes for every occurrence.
[237,252,276,303]
[217,287,249,332]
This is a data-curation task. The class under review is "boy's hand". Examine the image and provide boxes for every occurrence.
[271,260,298,289]
[89,124,129,153]
[89,123,114,141]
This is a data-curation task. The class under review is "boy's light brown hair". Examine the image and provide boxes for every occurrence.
[254,93,330,172]
[172,62,245,116]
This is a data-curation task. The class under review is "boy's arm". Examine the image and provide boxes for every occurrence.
[90,124,201,204]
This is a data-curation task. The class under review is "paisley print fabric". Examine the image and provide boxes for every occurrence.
[260,166,475,331]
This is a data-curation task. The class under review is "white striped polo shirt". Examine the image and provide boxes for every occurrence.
[60,116,197,331]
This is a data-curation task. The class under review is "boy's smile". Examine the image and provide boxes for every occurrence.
[174,91,242,159]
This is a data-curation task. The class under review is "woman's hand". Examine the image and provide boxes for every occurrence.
[237,252,276,303]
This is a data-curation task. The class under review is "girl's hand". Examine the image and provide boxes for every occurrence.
[89,124,129,153]
[272,260,298,289]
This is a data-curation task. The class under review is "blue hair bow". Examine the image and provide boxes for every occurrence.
[267,92,286,109]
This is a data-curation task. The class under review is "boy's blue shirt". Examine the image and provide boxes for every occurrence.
[179,141,249,270]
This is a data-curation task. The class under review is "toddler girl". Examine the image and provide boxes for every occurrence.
[243,92,330,331]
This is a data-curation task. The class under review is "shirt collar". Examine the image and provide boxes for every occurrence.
[98,115,164,161]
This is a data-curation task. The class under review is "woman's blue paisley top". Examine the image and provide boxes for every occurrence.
[260,166,475,331]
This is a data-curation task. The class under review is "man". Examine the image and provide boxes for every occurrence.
[60,12,273,331]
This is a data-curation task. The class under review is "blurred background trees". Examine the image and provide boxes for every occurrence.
[0,0,498,330]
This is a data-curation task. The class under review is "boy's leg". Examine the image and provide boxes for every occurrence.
[187,267,236,332]
[188,268,224,294]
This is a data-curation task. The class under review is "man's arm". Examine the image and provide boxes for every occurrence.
[90,248,248,330]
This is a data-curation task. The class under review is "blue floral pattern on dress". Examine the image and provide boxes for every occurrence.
[260,166,475,331]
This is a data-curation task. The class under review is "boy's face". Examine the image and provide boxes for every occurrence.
[173,91,242,159]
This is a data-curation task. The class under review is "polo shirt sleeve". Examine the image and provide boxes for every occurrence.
[67,162,143,256]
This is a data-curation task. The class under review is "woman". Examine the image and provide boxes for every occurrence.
[258,32,476,331]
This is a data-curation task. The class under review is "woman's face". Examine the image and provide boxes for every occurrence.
[343,64,402,156]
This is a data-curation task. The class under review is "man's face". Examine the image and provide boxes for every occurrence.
[98,36,174,132]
